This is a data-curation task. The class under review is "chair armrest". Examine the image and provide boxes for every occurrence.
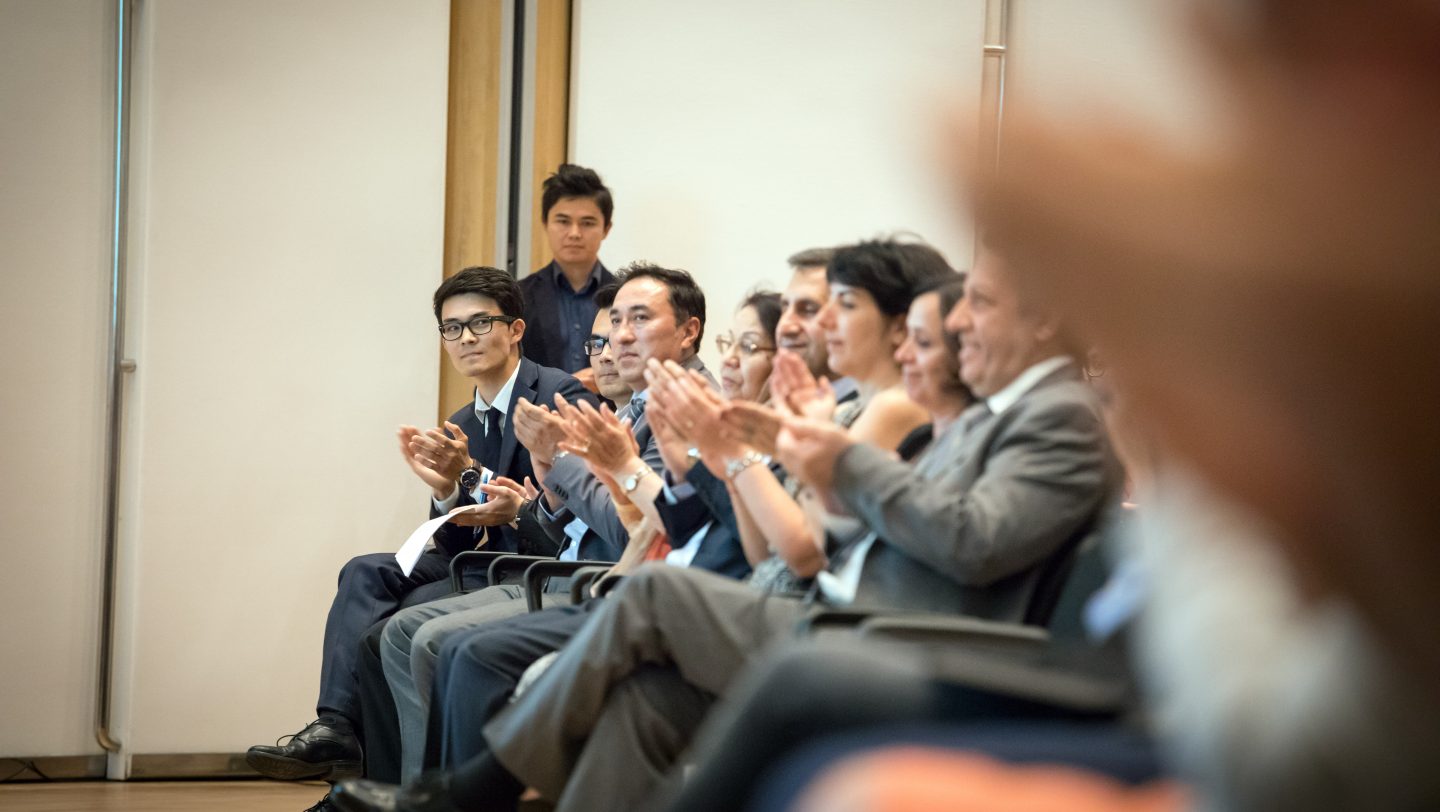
[798,608,1049,657]
[568,566,613,604]
[449,551,513,594]
[521,560,613,612]
[793,608,879,635]
[858,614,1050,657]
[485,554,554,587]
[590,571,629,600]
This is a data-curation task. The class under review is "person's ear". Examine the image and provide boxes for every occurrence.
[509,318,527,348]
[678,316,701,350]
[602,219,613,238]
[886,314,908,350]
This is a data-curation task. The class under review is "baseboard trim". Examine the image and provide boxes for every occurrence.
[1,755,107,782]
[2,753,262,782]
[128,753,260,779]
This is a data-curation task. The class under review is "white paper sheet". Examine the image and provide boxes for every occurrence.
[394,514,451,577]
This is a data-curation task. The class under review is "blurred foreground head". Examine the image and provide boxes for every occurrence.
[961,0,1440,685]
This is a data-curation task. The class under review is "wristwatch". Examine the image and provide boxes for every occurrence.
[459,465,482,493]
[622,464,653,495]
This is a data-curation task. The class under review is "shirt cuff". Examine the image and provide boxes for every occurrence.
[433,483,461,513]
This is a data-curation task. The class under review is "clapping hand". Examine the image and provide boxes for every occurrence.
[398,423,472,499]
[770,351,836,421]
[552,393,640,479]
[446,475,529,527]
[717,401,784,457]
[645,359,744,469]
[774,415,853,493]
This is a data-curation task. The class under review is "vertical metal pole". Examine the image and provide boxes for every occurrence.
[504,0,527,277]
[97,0,136,755]
[978,0,1011,260]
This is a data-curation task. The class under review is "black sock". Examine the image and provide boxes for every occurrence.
[448,750,524,812]
[318,711,355,731]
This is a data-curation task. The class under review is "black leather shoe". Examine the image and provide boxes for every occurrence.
[246,718,363,781]
[304,792,339,811]
[329,772,462,812]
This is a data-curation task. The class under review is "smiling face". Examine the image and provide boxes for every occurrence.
[775,266,831,379]
[944,255,1057,398]
[718,305,777,402]
[588,309,630,402]
[609,276,699,388]
[439,293,524,381]
[816,281,904,382]
[544,196,611,269]
[895,291,965,414]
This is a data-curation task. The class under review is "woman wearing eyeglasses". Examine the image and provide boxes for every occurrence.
[716,290,783,403]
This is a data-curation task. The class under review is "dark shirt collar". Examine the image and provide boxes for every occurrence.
[551,261,603,296]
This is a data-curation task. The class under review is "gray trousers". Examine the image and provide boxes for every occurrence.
[379,583,563,780]
[482,565,807,810]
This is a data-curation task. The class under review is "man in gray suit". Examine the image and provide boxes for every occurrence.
[329,252,1118,812]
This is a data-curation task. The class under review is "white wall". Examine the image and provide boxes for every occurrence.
[108,0,451,758]
[1,0,451,763]
[1007,0,1217,143]
[0,0,115,758]
[570,0,986,362]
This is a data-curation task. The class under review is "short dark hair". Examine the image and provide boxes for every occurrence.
[786,247,836,270]
[541,163,614,226]
[827,238,954,318]
[593,281,620,311]
[741,289,783,342]
[433,266,525,322]
[613,261,707,345]
[920,274,968,359]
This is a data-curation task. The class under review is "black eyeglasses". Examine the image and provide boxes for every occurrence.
[583,336,610,356]
[439,315,517,341]
[715,334,777,358]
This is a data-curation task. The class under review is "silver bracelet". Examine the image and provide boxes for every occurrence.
[725,450,768,481]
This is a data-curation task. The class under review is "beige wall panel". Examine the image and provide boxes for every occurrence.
[527,0,572,273]
[0,0,113,758]
[1006,0,1219,145]
[570,0,985,370]
[440,0,504,420]
[113,0,450,754]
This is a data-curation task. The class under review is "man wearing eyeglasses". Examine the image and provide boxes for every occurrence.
[246,266,596,800]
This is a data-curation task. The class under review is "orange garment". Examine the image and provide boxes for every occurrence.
[641,532,672,562]
[794,748,1190,812]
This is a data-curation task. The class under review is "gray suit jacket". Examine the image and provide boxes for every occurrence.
[543,354,716,548]
[829,364,1119,622]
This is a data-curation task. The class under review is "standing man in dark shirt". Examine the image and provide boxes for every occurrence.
[519,164,617,379]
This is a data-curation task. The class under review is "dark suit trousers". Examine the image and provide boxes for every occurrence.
[426,600,603,772]
[651,637,1129,812]
[317,550,454,724]
[477,566,807,810]
[357,617,401,784]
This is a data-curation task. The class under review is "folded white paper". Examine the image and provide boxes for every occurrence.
[394,514,451,577]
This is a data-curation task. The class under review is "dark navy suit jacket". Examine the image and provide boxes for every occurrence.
[430,357,597,557]
[651,462,752,580]
[517,262,616,373]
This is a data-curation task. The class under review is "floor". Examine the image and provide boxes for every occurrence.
[0,779,332,811]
